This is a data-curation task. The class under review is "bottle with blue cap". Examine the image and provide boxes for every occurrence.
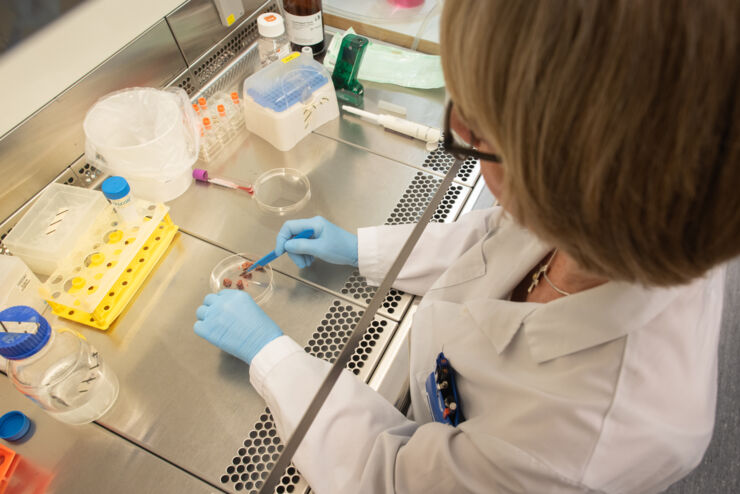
[101,176,139,224]
[0,306,119,425]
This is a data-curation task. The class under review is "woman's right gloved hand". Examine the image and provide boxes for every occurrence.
[275,216,358,268]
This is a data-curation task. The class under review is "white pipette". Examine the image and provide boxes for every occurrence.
[342,105,441,150]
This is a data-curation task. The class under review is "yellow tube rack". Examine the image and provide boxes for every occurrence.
[47,215,178,330]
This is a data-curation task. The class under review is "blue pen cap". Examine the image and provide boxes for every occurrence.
[0,306,51,360]
[0,411,32,442]
[101,176,131,200]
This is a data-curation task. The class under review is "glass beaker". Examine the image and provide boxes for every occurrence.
[0,306,119,425]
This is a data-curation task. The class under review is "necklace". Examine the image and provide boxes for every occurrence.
[527,249,571,296]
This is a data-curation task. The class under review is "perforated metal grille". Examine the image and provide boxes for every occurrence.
[386,172,464,225]
[199,44,261,99]
[220,300,391,493]
[221,409,285,492]
[74,162,101,185]
[173,72,197,96]
[304,300,389,376]
[341,275,406,317]
[193,2,277,86]
[421,146,479,187]
[338,171,466,320]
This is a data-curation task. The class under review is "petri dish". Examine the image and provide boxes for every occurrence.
[210,253,274,305]
[253,168,311,215]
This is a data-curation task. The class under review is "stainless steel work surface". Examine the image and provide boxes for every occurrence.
[30,231,378,490]
[0,379,217,494]
[315,84,481,188]
[315,83,448,164]
[316,84,444,162]
[168,132,428,297]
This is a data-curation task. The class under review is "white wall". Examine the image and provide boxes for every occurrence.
[0,0,186,138]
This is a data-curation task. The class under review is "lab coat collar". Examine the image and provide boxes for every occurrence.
[460,213,684,363]
[432,213,551,294]
[464,299,540,354]
[465,279,684,363]
[523,281,683,363]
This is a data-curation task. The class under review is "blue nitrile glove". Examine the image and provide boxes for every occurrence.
[275,216,358,269]
[194,290,282,364]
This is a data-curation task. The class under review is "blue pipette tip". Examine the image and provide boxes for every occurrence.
[247,229,314,273]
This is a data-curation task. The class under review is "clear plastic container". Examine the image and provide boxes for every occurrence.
[2,184,108,276]
[253,168,311,215]
[242,53,339,151]
[84,87,200,203]
[324,0,434,23]
[196,92,248,163]
[0,256,46,315]
[0,306,119,425]
[210,254,274,305]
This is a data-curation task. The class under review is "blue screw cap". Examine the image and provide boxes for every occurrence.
[0,411,32,442]
[0,306,51,360]
[101,176,131,200]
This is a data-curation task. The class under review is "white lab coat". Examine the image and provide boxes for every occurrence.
[250,208,724,494]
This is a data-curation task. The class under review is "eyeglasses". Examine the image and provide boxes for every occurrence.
[443,101,502,163]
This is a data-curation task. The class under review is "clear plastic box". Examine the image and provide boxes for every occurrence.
[3,184,107,276]
[242,52,339,151]
[43,200,168,314]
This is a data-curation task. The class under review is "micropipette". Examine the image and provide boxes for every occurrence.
[245,229,315,273]
[341,105,442,149]
[193,168,254,195]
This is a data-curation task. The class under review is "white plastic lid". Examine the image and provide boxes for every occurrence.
[258,13,285,38]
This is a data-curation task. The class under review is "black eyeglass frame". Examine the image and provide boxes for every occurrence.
[443,101,502,163]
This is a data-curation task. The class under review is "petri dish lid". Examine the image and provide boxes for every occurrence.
[253,168,310,215]
[210,253,274,305]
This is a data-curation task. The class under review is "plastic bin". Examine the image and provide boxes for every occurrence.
[2,184,107,276]
[84,87,200,202]
[242,51,339,151]
[0,255,46,314]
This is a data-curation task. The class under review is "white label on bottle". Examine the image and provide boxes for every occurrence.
[285,11,323,45]
[1,321,39,334]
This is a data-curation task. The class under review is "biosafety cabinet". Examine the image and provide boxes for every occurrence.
[0,1,490,493]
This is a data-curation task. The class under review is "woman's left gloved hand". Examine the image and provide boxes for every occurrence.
[194,290,283,364]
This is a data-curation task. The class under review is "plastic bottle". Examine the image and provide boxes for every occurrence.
[101,176,139,224]
[0,306,119,425]
[284,0,325,54]
[257,13,291,66]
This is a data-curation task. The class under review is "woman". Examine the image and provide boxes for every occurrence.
[195,1,740,492]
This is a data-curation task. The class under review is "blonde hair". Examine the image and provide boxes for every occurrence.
[441,0,740,286]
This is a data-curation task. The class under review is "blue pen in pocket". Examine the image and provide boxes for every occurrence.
[425,352,465,426]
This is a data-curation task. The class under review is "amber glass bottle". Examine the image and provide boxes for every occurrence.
[283,0,325,54]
